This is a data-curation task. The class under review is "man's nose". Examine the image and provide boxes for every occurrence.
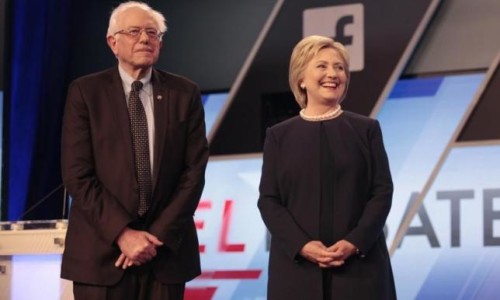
[138,30,150,42]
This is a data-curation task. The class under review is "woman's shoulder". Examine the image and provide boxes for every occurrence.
[341,110,379,131]
[268,115,303,132]
[264,116,312,143]
[342,110,376,124]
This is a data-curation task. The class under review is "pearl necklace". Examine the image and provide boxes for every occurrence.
[299,105,343,122]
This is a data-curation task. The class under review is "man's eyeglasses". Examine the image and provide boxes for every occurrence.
[114,28,164,41]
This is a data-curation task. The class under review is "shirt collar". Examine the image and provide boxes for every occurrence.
[118,65,152,91]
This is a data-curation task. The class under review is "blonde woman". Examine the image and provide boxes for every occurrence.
[258,35,396,300]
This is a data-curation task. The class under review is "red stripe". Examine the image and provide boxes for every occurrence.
[185,287,217,300]
[197,201,212,209]
[197,269,262,279]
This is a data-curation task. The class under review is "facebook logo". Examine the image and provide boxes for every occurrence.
[303,4,364,71]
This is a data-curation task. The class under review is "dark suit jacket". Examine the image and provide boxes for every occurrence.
[61,67,209,285]
[258,112,396,299]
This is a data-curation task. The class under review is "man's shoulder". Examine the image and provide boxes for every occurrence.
[70,67,201,93]
[153,69,199,92]
[71,67,117,86]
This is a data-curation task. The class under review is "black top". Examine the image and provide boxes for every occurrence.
[258,111,396,300]
[320,121,335,300]
[319,121,335,246]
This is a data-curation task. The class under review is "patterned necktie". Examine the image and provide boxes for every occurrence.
[128,80,152,216]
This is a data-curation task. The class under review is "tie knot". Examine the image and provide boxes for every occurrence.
[131,80,143,92]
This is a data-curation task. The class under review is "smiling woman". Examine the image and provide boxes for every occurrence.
[257,35,397,300]
[300,48,347,112]
[289,36,351,111]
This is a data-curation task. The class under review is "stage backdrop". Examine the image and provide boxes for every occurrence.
[210,0,441,154]
[5,1,500,299]
[184,69,500,299]
[6,70,500,300]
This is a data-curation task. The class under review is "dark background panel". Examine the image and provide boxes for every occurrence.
[67,0,276,91]
[458,63,500,141]
[210,0,436,155]
[0,0,5,90]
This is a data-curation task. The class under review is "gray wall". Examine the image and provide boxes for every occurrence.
[406,0,500,74]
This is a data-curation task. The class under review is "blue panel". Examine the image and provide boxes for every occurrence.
[378,73,495,299]
[388,77,443,99]
[202,92,228,137]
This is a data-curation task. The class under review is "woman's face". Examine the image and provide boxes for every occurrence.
[301,47,347,108]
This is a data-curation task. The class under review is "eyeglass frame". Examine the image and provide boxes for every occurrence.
[114,27,164,41]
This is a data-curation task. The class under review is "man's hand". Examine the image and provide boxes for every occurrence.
[114,227,163,269]
[115,253,137,269]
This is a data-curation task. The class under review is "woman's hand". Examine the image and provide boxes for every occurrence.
[319,240,358,268]
[300,240,358,268]
[300,240,345,267]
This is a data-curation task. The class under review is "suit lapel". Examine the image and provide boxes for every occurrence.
[151,69,170,191]
[105,68,136,178]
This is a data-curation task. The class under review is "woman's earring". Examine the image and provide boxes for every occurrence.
[300,83,306,89]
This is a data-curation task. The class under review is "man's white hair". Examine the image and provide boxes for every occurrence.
[106,1,167,38]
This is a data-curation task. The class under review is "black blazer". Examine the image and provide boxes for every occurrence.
[258,111,396,299]
[61,67,209,285]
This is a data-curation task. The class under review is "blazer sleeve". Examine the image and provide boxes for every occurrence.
[148,85,209,252]
[344,119,393,254]
[61,80,133,245]
[257,128,311,261]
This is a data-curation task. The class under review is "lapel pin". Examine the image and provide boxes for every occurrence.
[156,95,163,100]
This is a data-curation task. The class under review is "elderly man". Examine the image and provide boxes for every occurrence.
[60,2,208,299]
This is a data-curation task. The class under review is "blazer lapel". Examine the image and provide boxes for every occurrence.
[151,69,170,191]
[105,68,136,177]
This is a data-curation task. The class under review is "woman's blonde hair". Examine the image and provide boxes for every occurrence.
[289,35,350,108]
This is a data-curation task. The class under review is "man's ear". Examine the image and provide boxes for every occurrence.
[107,36,118,55]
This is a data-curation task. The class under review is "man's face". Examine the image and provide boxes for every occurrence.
[107,7,162,74]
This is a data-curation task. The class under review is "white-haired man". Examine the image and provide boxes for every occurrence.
[61,2,208,299]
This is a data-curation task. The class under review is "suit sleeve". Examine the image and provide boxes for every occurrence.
[149,85,209,252]
[61,81,133,245]
[344,119,393,254]
[257,128,311,261]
